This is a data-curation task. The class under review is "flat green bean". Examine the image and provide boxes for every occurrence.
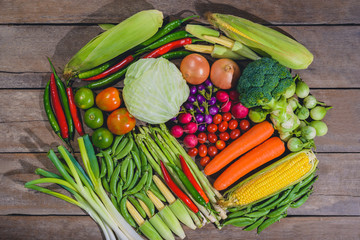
[243,216,266,231]
[110,163,122,196]
[113,137,129,157]
[128,196,147,218]
[120,196,136,227]
[121,156,131,182]
[131,150,141,171]
[102,151,113,182]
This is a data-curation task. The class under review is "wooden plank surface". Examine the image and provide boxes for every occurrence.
[0,215,359,240]
[1,25,359,88]
[1,0,359,24]
[1,153,359,216]
[0,89,356,153]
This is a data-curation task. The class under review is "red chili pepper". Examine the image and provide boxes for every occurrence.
[143,38,193,59]
[82,55,135,81]
[160,161,199,213]
[49,73,68,139]
[179,155,209,204]
[66,87,85,136]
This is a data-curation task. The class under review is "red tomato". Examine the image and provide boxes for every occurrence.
[200,156,211,167]
[239,119,251,132]
[219,132,230,141]
[213,114,222,124]
[222,112,232,122]
[96,87,121,112]
[197,132,207,144]
[188,148,198,157]
[218,121,228,132]
[107,108,136,135]
[207,133,218,143]
[229,119,238,130]
[230,129,241,139]
[198,144,208,157]
[207,124,218,133]
[215,140,226,150]
[208,146,218,157]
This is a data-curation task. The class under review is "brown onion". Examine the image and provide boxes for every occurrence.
[210,59,241,89]
[180,53,210,85]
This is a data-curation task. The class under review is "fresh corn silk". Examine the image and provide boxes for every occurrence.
[220,150,318,208]
[207,13,313,69]
[64,10,163,79]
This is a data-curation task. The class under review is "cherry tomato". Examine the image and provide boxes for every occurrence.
[95,87,121,112]
[198,132,207,144]
[107,108,136,135]
[222,112,232,122]
[216,140,226,150]
[208,146,218,157]
[207,124,218,133]
[219,132,230,141]
[229,119,238,130]
[207,133,218,143]
[198,144,208,157]
[218,121,228,132]
[188,148,198,157]
[200,156,211,167]
[239,119,251,132]
[213,114,222,124]
[230,129,241,139]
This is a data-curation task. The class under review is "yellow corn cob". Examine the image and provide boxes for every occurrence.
[219,149,318,208]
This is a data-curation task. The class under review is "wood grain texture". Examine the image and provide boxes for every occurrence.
[0,215,359,240]
[1,0,359,24]
[0,89,356,153]
[1,25,359,88]
[1,153,359,216]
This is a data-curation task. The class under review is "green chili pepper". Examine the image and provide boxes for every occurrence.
[110,163,122,196]
[257,213,287,234]
[291,190,312,208]
[120,196,136,227]
[252,194,279,211]
[267,204,290,218]
[78,60,116,79]
[170,164,206,207]
[116,180,123,200]
[131,150,142,171]
[113,137,129,157]
[161,50,191,60]
[223,217,256,227]
[86,66,129,90]
[243,216,266,231]
[111,135,124,156]
[126,169,140,192]
[123,158,134,189]
[245,209,270,218]
[102,177,110,192]
[134,191,155,217]
[126,171,148,195]
[149,182,166,202]
[115,137,134,160]
[128,196,147,219]
[121,155,131,182]
[102,150,114,182]
[99,157,107,179]
[44,80,62,138]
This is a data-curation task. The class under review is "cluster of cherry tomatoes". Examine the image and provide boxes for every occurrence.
[187,112,251,167]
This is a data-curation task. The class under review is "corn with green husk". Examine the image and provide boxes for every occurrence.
[219,149,318,208]
[206,13,313,69]
[63,10,163,79]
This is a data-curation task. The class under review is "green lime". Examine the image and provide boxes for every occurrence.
[75,88,94,109]
[84,107,103,129]
[92,128,113,149]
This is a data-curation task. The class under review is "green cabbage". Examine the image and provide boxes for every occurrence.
[123,58,189,124]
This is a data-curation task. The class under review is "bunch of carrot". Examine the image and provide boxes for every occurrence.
[204,121,286,190]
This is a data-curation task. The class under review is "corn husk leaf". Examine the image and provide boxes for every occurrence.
[207,13,313,69]
[64,10,163,79]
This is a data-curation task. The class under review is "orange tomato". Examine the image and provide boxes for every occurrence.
[96,87,121,112]
[107,108,136,135]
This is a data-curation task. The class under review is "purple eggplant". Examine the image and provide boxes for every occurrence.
[209,105,219,115]
[184,102,194,110]
[196,106,205,114]
[196,94,206,105]
[189,85,197,95]
[195,114,204,123]
[198,124,206,132]
[188,94,196,103]
[204,114,213,124]
[208,96,217,106]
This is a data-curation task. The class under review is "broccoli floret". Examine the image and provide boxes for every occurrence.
[237,57,294,108]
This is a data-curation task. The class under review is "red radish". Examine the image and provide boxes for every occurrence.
[184,122,198,134]
[183,134,198,148]
[229,90,240,101]
[221,101,232,112]
[178,113,192,124]
[216,91,229,103]
[231,102,249,119]
[171,125,184,138]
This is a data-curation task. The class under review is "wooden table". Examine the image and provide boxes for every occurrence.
[1,0,359,239]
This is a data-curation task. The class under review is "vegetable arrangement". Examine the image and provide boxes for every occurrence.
[28,9,332,239]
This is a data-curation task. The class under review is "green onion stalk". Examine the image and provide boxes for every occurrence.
[25,135,143,240]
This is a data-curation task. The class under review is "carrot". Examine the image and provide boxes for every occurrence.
[204,121,274,175]
[213,137,285,191]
